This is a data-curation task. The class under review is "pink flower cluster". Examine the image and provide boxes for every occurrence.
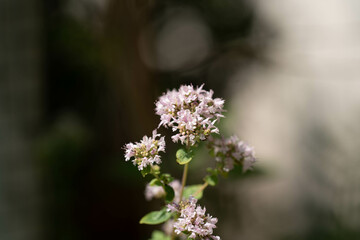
[124,130,165,170]
[208,135,256,172]
[167,197,220,240]
[145,180,181,202]
[155,85,224,146]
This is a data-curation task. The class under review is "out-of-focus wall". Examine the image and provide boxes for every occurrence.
[225,0,360,239]
[0,0,42,239]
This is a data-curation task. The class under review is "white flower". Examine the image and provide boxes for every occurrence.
[155,84,225,146]
[208,135,256,172]
[167,196,220,240]
[124,130,165,171]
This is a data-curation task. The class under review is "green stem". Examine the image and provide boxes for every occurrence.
[179,163,189,201]
[194,181,209,197]
[172,144,191,240]
[151,168,160,182]
[171,163,189,240]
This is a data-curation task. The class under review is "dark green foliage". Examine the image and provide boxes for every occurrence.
[140,208,172,225]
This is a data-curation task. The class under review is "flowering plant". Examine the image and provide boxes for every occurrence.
[124,84,256,240]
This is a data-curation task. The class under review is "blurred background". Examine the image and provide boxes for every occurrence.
[1,0,360,239]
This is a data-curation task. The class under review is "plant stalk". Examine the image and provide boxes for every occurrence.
[194,181,209,197]
[179,163,189,201]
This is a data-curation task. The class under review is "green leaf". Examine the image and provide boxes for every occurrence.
[183,184,203,199]
[141,166,151,177]
[164,184,175,202]
[206,167,218,175]
[149,178,162,186]
[176,148,193,165]
[140,208,172,225]
[204,174,218,186]
[149,230,171,240]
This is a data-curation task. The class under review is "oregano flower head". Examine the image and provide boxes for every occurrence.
[167,196,220,240]
[208,135,256,172]
[155,84,225,146]
[124,130,165,170]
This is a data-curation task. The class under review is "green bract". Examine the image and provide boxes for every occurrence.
[139,208,172,225]
[176,148,193,165]
[151,165,161,175]
[149,178,162,186]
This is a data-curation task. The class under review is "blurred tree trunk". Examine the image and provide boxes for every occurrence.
[102,0,157,141]
[0,0,42,239]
